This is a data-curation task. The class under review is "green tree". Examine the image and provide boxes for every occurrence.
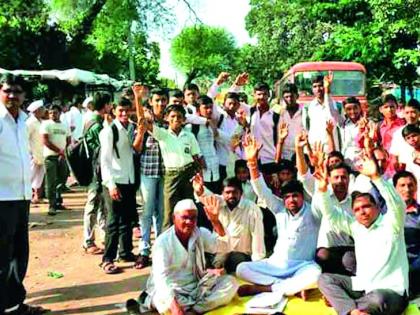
[170,25,238,84]
[245,0,420,96]
[0,0,172,83]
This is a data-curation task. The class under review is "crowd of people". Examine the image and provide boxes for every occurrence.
[0,71,419,315]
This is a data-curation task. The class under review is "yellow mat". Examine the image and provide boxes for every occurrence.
[206,290,420,315]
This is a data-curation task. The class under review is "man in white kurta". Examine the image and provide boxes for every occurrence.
[236,136,322,297]
[316,156,409,315]
[139,199,238,314]
[26,100,46,202]
[194,175,265,273]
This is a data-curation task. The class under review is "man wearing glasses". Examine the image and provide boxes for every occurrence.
[0,74,48,315]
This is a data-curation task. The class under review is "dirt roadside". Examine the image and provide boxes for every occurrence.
[25,188,153,315]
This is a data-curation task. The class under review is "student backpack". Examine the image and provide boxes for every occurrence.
[65,120,97,186]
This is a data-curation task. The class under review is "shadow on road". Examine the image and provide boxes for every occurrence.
[27,274,149,305]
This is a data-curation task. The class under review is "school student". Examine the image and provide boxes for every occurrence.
[189,95,221,193]
[143,104,201,230]
[99,97,144,274]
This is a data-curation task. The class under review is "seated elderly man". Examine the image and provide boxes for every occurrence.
[315,154,409,315]
[128,198,238,315]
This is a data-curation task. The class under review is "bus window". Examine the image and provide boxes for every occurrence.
[294,71,365,96]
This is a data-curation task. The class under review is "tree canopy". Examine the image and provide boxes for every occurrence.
[170,25,238,84]
[0,0,175,83]
[244,0,420,93]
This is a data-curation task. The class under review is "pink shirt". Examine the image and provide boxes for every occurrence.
[379,117,405,151]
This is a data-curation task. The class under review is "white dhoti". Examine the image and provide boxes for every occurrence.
[147,273,238,314]
[236,259,321,296]
[30,159,45,190]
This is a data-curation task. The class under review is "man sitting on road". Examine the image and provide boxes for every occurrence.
[316,152,409,315]
[129,198,238,315]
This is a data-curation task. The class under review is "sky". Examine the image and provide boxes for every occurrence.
[150,0,255,84]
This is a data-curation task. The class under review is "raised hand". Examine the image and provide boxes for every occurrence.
[235,107,248,127]
[278,122,289,143]
[357,115,369,133]
[242,134,261,162]
[295,131,308,149]
[308,141,325,169]
[313,160,329,192]
[234,72,249,86]
[324,71,334,89]
[191,173,204,196]
[202,195,220,222]
[358,151,380,180]
[326,119,335,135]
[216,72,230,86]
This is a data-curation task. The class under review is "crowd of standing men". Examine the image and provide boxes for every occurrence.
[0,71,419,315]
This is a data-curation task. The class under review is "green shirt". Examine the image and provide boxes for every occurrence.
[317,177,408,296]
[84,113,104,154]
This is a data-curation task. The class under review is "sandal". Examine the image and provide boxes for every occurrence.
[134,255,150,269]
[100,261,121,274]
[83,245,104,255]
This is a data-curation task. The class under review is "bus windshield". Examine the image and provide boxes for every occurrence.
[294,70,365,97]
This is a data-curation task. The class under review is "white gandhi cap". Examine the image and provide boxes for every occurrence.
[174,199,197,214]
[27,100,44,113]
[82,96,93,108]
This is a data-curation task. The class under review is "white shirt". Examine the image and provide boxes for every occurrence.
[67,106,83,140]
[0,103,31,201]
[82,109,94,126]
[251,176,321,263]
[194,125,220,182]
[279,106,304,160]
[26,114,44,164]
[151,125,201,168]
[201,193,265,261]
[316,178,408,295]
[100,120,136,190]
[340,118,362,168]
[40,120,69,157]
[303,95,341,148]
[390,125,414,164]
[312,190,354,248]
[147,226,229,312]
[250,109,277,164]
[215,112,243,166]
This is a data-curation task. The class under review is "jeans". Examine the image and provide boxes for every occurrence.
[83,180,106,248]
[139,176,164,256]
[102,184,136,262]
[44,155,67,209]
[0,201,30,312]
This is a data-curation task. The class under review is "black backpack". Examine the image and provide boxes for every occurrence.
[65,121,97,186]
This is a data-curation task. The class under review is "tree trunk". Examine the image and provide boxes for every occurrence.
[400,85,406,104]
[185,68,200,85]
[408,84,414,100]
